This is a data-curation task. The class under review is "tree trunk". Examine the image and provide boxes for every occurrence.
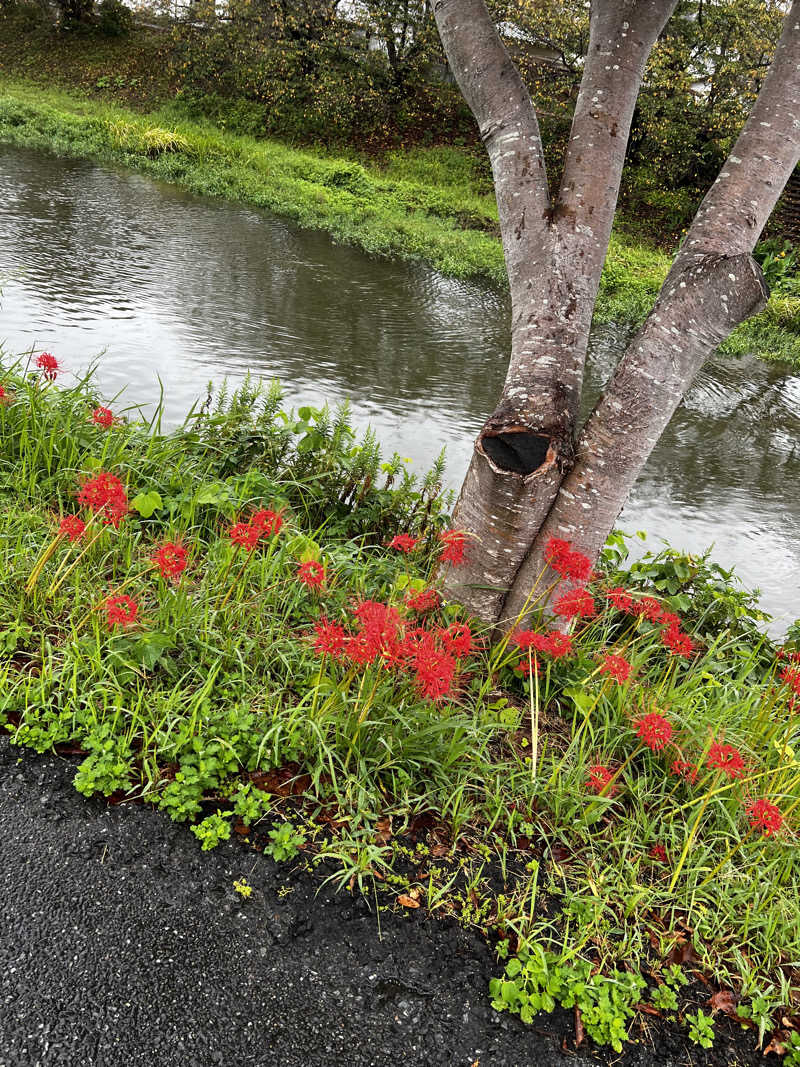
[433,0,800,630]
[502,0,800,627]
[433,0,678,621]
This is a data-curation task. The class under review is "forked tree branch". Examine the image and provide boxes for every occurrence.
[502,0,800,624]
[432,0,551,305]
[555,0,678,305]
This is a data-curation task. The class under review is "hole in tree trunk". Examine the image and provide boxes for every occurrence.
[480,431,552,475]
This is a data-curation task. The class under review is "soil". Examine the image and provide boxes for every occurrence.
[0,738,784,1067]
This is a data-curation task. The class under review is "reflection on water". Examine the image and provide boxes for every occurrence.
[1,144,798,633]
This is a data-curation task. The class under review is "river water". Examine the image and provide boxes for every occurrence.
[1,144,798,632]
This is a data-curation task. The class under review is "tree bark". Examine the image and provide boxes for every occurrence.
[433,0,677,622]
[502,0,800,626]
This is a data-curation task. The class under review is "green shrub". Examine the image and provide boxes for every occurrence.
[96,0,131,37]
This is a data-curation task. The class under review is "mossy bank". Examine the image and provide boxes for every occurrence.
[1,78,800,364]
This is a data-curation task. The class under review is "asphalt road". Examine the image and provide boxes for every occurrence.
[0,739,776,1067]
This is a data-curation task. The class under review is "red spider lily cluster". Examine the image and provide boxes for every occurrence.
[439,530,467,565]
[58,515,86,542]
[405,588,440,615]
[36,352,60,380]
[779,665,800,697]
[746,797,783,837]
[76,471,129,527]
[311,601,474,701]
[297,560,325,589]
[91,406,114,429]
[605,585,695,658]
[545,538,593,582]
[512,628,573,672]
[544,538,597,620]
[586,764,617,796]
[706,741,746,780]
[389,533,419,553]
[228,507,283,552]
[553,587,597,619]
[151,541,188,583]
[671,759,699,783]
[599,653,632,684]
[648,843,668,864]
[103,593,138,629]
[635,712,673,752]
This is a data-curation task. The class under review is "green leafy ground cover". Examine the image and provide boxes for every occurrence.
[1,79,800,364]
[1,355,799,1057]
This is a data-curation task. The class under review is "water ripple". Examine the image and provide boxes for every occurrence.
[1,143,798,632]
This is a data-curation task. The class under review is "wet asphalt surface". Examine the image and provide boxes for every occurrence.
[0,738,780,1067]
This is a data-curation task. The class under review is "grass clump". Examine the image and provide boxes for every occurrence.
[1,352,799,1057]
[1,80,799,364]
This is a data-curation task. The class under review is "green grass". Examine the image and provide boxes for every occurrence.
[1,78,799,364]
[1,358,798,1055]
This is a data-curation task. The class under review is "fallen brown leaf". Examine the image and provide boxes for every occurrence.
[763,1031,789,1057]
[709,989,739,1017]
[397,894,420,909]
[373,816,392,845]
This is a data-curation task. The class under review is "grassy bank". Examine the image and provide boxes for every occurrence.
[1,356,799,1058]
[1,77,800,364]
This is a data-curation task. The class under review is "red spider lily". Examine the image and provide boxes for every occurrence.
[599,653,631,684]
[706,741,746,780]
[746,798,783,837]
[545,537,593,582]
[151,540,188,582]
[779,666,800,695]
[777,647,800,663]
[0,384,10,404]
[662,624,695,658]
[251,508,283,538]
[587,764,617,796]
[297,560,325,589]
[58,515,86,542]
[514,657,542,677]
[347,601,403,666]
[439,530,466,565]
[633,596,663,623]
[546,632,574,659]
[635,712,673,752]
[553,587,596,619]
[513,629,572,658]
[389,533,419,553]
[91,406,114,429]
[410,644,456,700]
[354,600,402,637]
[606,586,634,614]
[36,352,60,380]
[438,622,472,658]
[229,522,261,551]
[103,593,139,629]
[344,631,383,667]
[312,618,347,658]
[671,759,699,783]
[76,471,129,527]
[405,588,440,614]
[513,630,549,652]
[648,843,668,864]
[659,611,683,630]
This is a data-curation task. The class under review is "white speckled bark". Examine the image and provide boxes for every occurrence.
[502,1,800,628]
[433,0,677,621]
